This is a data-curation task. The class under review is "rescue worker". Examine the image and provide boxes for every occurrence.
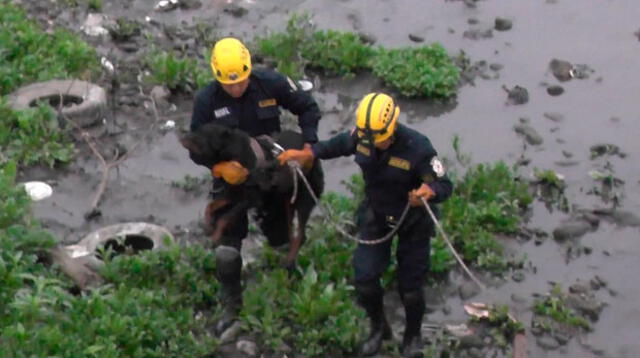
[277,93,453,357]
[188,37,321,336]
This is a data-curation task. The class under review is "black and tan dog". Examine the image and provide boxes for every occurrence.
[180,123,324,268]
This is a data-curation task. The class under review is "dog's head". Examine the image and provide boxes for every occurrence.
[180,124,249,167]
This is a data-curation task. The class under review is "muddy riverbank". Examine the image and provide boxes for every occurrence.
[15,0,640,357]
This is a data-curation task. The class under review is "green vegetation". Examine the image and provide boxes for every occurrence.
[143,48,211,91]
[371,45,460,98]
[471,304,525,349]
[0,0,100,168]
[255,13,460,98]
[0,1,99,94]
[0,100,75,167]
[533,284,591,332]
[432,146,532,274]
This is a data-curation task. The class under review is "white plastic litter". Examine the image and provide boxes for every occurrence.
[154,0,179,11]
[160,120,176,130]
[298,80,314,92]
[22,181,53,201]
[101,57,114,74]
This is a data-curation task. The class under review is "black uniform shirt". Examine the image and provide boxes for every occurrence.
[312,124,453,218]
[189,68,321,166]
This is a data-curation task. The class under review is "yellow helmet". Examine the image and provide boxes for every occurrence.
[210,37,252,84]
[356,92,400,143]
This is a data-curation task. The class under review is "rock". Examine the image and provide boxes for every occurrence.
[357,31,377,45]
[553,331,571,345]
[504,85,529,105]
[590,275,607,290]
[408,33,425,42]
[150,85,170,103]
[512,270,526,282]
[489,63,503,71]
[468,18,479,25]
[458,334,485,349]
[549,59,573,82]
[562,150,573,158]
[590,143,626,158]
[463,28,494,40]
[552,219,593,241]
[219,321,242,343]
[468,347,485,358]
[544,112,565,122]
[236,339,258,356]
[179,0,202,9]
[569,283,589,294]
[459,281,481,300]
[511,293,527,304]
[547,85,564,96]
[514,124,543,145]
[554,160,579,167]
[566,293,603,321]
[536,335,561,350]
[223,4,248,17]
[494,17,513,31]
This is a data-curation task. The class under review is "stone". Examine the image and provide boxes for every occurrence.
[547,85,564,96]
[536,335,561,350]
[408,33,425,42]
[459,281,481,300]
[549,59,573,82]
[494,17,513,31]
[236,339,258,356]
[504,85,529,105]
[514,124,543,145]
[552,219,592,241]
[544,112,565,122]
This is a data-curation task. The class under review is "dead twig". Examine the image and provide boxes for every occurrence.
[55,78,163,219]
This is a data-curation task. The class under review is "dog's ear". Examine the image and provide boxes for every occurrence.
[179,135,202,154]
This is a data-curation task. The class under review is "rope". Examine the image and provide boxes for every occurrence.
[420,197,486,290]
[284,159,410,245]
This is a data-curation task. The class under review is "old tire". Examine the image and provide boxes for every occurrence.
[7,79,107,128]
[78,222,174,259]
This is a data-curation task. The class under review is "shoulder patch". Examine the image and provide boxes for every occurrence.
[430,156,446,177]
[389,157,411,171]
[259,98,277,107]
[356,144,371,156]
[214,107,231,118]
[286,76,298,91]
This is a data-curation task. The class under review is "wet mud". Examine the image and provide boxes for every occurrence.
[14,0,640,357]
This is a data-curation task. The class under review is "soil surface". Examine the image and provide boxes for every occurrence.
[14,0,640,357]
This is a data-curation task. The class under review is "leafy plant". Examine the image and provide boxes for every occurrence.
[143,48,211,91]
[255,13,314,79]
[0,99,75,167]
[435,160,532,274]
[370,44,460,98]
[0,1,99,95]
[302,30,374,77]
[533,284,591,332]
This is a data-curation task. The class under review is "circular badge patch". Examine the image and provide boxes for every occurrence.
[430,157,446,177]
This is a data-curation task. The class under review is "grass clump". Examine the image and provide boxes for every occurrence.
[255,13,459,98]
[370,45,460,98]
[241,185,364,356]
[0,99,75,167]
[533,284,591,332]
[0,1,99,95]
[143,48,211,92]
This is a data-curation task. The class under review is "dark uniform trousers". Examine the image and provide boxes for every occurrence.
[354,203,434,295]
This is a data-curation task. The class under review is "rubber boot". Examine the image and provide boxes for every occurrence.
[401,290,425,358]
[214,245,243,336]
[357,283,392,356]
